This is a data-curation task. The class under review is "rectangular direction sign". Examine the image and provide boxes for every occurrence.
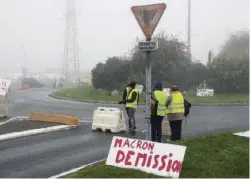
[196,88,214,97]
[0,78,11,97]
[106,136,186,178]
[139,41,158,51]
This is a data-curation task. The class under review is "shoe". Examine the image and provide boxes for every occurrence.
[130,130,136,135]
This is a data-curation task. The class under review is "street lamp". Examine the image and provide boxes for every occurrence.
[12,38,28,78]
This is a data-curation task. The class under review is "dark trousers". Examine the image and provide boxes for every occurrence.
[151,115,164,142]
[125,107,129,116]
[126,107,136,130]
[125,107,130,128]
[169,120,182,141]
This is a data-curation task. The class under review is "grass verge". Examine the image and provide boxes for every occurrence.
[67,132,249,178]
[51,86,145,104]
[52,87,249,105]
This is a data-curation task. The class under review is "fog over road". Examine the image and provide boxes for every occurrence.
[0,88,248,178]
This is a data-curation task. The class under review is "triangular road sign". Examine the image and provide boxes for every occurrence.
[131,3,166,39]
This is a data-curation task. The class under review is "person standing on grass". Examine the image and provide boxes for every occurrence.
[124,81,139,132]
[166,85,185,141]
[150,81,168,143]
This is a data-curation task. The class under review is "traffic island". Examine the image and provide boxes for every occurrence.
[50,87,249,106]
[65,133,249,178]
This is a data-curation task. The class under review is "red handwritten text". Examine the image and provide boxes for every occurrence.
[115,150,183,173]
[114,138,155,152]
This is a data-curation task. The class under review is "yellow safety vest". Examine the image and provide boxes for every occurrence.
[166,91,184,114]
[125,87,131,99]
[153,90,168,116]
[126,88,138,108]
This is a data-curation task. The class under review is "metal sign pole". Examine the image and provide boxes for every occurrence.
[145,38,152,140]
[131,3,166,141]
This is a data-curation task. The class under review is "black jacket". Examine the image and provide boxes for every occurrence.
[122,88,128,103]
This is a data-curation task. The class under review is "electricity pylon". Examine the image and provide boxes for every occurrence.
[62,0,80,82]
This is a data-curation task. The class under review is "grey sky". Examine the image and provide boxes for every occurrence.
[0,0,248,75]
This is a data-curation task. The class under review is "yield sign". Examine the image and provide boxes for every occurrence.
[131,3,166,39]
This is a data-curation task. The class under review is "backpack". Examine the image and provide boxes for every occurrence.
[184,99,192,117]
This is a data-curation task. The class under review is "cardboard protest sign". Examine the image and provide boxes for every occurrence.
[106,136,186,178]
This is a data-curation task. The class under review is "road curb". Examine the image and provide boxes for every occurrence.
[48,93,249,107]
[47,93,144,106]
[48,159,106,178]
[0,125,76,141]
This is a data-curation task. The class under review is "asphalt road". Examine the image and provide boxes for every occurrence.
[0,88,249,178]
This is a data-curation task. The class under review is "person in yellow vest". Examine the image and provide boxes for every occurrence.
[166,85,185,141]
[125,81,139,132]
[150,81,168,142]
[119,83,132,125]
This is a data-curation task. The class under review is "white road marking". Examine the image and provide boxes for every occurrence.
[45,93,91,104]
[0,125,76,141]
[80,121,92,123]
[48,158,106,178]
[234,131,249,138]
[0,116,29,126]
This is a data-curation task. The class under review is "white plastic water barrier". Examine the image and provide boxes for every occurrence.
[136,85,144,94]
[92,107,126,133]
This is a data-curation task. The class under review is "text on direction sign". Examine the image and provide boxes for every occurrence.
[0,78,11,97]
[106,136,186,178]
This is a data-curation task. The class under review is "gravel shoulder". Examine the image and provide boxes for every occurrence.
[0,120,60,135]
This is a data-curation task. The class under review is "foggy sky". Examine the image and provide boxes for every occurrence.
[0,0,248,75]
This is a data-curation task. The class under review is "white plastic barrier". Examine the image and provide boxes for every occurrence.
[136,85,144,94]
[92,107,126,133]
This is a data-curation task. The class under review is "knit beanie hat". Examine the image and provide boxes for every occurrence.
[154,81,163,91]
